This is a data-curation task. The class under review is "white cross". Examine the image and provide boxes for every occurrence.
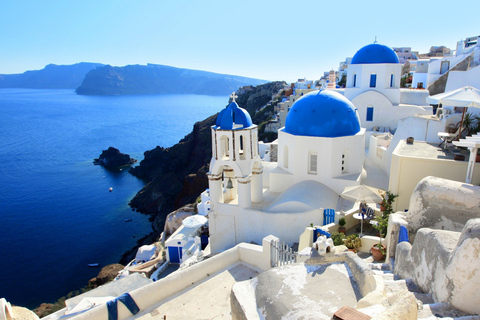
[230,92,238,102]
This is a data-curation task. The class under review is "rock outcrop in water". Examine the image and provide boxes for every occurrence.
[94,147,137,169]
[76,64,267,96]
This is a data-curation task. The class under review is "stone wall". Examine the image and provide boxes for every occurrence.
[395,219,480,314]
[406,176,480,241]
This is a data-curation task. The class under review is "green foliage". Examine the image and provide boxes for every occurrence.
[374,191,398,238]
[331,232,346,246]
[400,74,412,88]
[344,234,361,250]
[462,112,480,137]
[337,74,347,88]
[338,217,346,227]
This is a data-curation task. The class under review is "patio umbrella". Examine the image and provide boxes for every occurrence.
[182,215,208,229]
[426,86,480,138]
[340,185,383,237]
[340,185,383,204]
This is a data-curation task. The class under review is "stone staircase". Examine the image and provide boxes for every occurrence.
[366,259,479,320]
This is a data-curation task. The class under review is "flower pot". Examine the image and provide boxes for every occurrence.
[371,244,386,261]
[338,226,346,234]
[348,248,357,253]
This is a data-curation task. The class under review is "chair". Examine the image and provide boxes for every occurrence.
[438,127,460,149]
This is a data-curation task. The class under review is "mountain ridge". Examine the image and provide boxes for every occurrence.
[75,64,268,96]
[0,62,104,89]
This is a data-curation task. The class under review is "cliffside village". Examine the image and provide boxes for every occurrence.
[3,35,480,320]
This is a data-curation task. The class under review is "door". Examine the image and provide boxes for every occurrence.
[168,246,182,263]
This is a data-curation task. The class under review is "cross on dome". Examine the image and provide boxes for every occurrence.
[230,92,238,102]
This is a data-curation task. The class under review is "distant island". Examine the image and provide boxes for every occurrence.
[0,62,268,96]
[75,64,268,96]
[0,62,104,89]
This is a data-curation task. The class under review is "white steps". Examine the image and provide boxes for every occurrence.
[364,258,479,319]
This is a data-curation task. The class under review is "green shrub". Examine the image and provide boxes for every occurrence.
[331,232,346,246]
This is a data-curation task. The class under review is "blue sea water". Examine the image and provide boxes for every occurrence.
[0,89,228,309]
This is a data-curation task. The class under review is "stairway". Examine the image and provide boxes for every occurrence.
[365,258,479,320]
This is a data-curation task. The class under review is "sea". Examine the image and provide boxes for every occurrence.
[0,88,228,309]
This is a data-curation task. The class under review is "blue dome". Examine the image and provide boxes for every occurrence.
[351,43,399,64]
[284,90,360,138]
[215,102,253,130]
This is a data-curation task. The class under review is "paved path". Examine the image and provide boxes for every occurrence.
[136,263,259,320]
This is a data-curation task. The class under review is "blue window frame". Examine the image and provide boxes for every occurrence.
[370,74,377,88]
[353,74,356,87]
[366,107,374,121]
[390,74,394,87]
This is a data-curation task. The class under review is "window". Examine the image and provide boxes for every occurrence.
[366,107,374,121]
[341,152,348,174]
[308,153,317,174]
[353,74,357,87]
[390,74,394,87]
[220,136,229,160]
[370,74,377,88]
[239,135,245,160]
[284,146,289,168]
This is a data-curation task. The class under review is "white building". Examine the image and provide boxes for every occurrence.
[207,90,366,252]
[344,43,432,131]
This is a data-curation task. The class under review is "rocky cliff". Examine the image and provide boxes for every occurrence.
[76,64,268,96]
[128,81,287,230]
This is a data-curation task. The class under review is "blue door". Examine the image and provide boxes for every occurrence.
[323,209,335,225]
[168,246,182,263]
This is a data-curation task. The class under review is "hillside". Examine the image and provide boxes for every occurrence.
[0,62,104,89]
[76,64,268,96]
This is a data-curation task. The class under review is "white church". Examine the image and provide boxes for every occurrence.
[344,43,431,131]
[207,90,366,252]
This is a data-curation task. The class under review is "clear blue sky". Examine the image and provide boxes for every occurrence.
[0,0,478,82]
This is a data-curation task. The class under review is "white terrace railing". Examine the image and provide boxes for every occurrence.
[270,239,296,267]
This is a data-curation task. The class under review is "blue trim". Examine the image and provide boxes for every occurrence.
[107,293,140,320]
[366,107,374,121]
[398,226,409,243]
[370,74,377,88]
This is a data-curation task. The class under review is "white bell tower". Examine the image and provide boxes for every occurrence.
[208,93,263,209]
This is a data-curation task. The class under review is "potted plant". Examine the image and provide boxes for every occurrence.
[331,232,345,246]
[338,217,346,234]
[344,234,361,253]
[371,191,397,261]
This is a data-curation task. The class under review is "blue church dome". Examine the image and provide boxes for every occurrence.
[284,90,361,138]
[351,43,399,64]
[215,101,253,130]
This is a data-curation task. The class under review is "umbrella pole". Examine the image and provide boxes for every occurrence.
[457,107,466,141]
[360,217,364,238]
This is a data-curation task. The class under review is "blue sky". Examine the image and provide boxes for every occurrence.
[0,0,478,82]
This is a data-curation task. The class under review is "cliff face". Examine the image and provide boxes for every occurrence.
[129,114,216,221]
[0,62,104,89]
[76,64,267,96]
[128,81,286,229]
